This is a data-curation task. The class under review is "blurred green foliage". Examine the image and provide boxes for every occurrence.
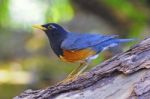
[46,0,74,22]
[0,0,10,28]
[0,84,26,99]
[104,0,148,37]
[0,0,150,99]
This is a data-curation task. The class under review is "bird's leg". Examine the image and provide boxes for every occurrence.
[76,62,89,76]
[59,62,88,84]
[66,62,85,79]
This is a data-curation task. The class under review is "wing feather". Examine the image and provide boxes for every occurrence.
[61,33,117,50]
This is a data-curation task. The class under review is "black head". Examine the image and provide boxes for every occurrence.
[32,23,68,56]
[33,23,67,33]
[33,23,68,41]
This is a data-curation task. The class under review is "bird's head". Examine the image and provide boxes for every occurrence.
[32,23,68,46]
[32,23,66,33]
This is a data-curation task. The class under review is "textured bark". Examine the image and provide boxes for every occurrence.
[14,37,150,99]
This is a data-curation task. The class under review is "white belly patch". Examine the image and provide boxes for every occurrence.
[87,54,99,61]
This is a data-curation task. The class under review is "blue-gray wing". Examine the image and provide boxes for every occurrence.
[61,33,118,50]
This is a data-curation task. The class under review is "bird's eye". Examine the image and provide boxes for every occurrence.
[48,25,56,30]
[48,25,52,29]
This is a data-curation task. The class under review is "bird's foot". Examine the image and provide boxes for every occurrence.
[58,74,78,84]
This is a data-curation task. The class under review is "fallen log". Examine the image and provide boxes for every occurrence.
[14,37,150,99]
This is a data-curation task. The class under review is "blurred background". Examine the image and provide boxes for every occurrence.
[0,0,150,98]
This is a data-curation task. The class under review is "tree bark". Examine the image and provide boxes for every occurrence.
[14,37,150,99]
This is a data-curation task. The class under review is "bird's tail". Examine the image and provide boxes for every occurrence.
[93,38,134,54]
[117,38,134,43]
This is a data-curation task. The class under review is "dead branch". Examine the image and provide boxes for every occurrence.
[14,37,150,99]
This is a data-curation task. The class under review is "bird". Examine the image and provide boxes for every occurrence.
[32,23,133,83]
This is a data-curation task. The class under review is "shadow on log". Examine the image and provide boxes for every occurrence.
[14,37,150,99]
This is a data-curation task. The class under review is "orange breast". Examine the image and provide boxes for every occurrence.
[59,48,96,62]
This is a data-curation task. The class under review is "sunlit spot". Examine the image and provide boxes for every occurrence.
[9,0,48,25]
[0,70,31,84]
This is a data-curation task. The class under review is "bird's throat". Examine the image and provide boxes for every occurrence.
[45,30,68,56]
